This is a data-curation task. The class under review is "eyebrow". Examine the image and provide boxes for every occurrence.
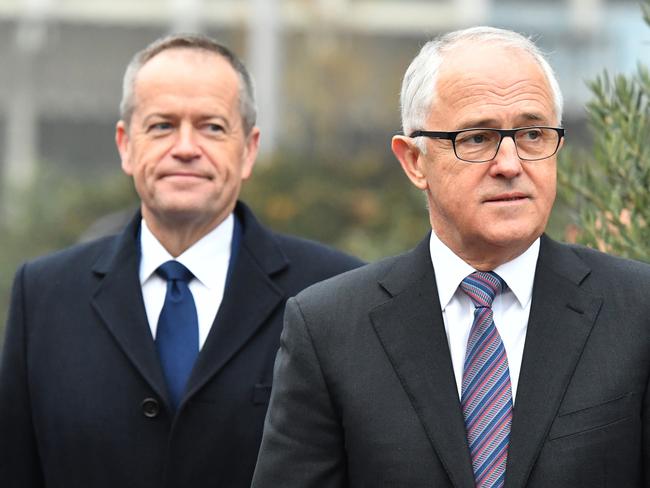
[455,113,548,130]
[141,113,230,126]
[517,113,546,124]
[197,114,229,124]
[141,113,176,125]
[456,118,499,130]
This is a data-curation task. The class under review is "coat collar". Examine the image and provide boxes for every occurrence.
[182,202,288,406]
[90,202,290,412]
[504,235,602,487]
[370,234,476,488]
[90,212,170,403]
[370,233,602,488]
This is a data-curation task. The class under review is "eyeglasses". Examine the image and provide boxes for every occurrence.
[409,126,565,163]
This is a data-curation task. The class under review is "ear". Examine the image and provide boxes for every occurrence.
[115,120,133,176]
[391,135,429,190]
[241,126,260,180]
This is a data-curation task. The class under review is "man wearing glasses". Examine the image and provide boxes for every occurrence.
[252,26,649,487]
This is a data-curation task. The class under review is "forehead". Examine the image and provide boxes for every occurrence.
[432,42,556,127]
[133,48,240,105]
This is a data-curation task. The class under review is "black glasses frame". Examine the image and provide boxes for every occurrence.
[409,126,565,163]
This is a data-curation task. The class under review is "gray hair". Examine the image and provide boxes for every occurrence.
[400,26,564,147]
[119,33,257,135]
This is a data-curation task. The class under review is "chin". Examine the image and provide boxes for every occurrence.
[155,204,209,222]
[486,227,541,250]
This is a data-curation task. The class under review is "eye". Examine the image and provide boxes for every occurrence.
[457,130,494,145]
[521,128,543,140]
[204,123,225,133]
[147,122,173,132]
[469,134,486,144]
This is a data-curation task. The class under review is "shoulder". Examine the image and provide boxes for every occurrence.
[273,232,363,269]
[6,234,122,318]
[18,211,140,282]
[264,231,364,293]
[15,234,122,295]
[291,251,405,316]
[572,244,650,287]
[236,200,364,282]
[541,236,650,288]
[21,235,116,276]
[279,251,414,352]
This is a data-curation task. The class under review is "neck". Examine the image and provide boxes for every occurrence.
[435,232,534,272]
[461,254,517,272]
[142,209,228,257]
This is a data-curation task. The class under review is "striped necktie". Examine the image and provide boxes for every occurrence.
[459,271,513,488]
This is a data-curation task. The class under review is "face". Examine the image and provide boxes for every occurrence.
[116,48,259,235]
[392,43,561,267]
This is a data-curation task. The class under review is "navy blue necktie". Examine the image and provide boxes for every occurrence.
[155,261,199,410]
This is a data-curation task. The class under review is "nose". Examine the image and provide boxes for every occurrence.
[171,125,200,163]
[489,135,522,178]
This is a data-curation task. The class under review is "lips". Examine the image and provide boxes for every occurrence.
[160,172,209,180]
[484,192,528,203]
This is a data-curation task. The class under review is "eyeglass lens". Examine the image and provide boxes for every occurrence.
[455,128,559,162]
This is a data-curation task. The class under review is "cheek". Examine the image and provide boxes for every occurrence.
[134,149,163,176]
[428,174,471,220]
[130,160,150,183]
[207,148,243,179]
[533,167,557,207]
[436,165,480,203]
[129,157,159,195]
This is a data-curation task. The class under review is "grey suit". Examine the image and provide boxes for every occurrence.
[252,234,650,487]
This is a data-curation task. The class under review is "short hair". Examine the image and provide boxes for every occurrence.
[119,33,257,135]
[400,26,564,145]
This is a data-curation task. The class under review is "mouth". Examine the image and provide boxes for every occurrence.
[160,172,209,181]
[484,193,529,204]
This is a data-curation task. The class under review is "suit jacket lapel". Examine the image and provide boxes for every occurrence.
[184,203,287,401]
[370,236,476,488]
[505,236,603,488]
[90,213,170,404]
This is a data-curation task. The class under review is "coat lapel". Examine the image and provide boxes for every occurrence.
[505,236,603,488]
[183,204,287,402]
[370,236,476,488]
[90,213,169,404]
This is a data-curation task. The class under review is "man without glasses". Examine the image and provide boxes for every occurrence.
[252,26,650,487]
[0,34,361,488]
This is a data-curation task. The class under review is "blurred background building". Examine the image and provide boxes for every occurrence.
[0,0,648,207]
[0,0,648,332]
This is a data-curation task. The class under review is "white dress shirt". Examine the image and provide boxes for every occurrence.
[429,232,540,403]
[139,215,234,349]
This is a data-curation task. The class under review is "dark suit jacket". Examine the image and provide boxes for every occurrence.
[252,234,650,487]
[0,201,362,488]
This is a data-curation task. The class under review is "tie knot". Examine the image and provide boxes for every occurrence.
[156,260,194,283]
[459,271,506,308]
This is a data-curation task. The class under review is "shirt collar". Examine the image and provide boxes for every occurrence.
[429,231,539,309]
[139,214,234,289]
